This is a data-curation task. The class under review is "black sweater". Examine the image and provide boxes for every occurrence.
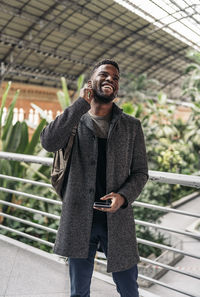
[93,137,107,224]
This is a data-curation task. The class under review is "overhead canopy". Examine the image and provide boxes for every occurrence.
[0,0,199,98]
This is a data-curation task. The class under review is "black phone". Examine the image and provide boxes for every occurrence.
[93,201,111,208]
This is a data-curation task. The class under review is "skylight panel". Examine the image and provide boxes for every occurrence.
[114,0,200,50]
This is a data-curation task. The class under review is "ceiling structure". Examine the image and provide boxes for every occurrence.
[0,0,199,99]
[115,0,200,50]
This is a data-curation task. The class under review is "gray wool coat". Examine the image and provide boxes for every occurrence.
[40,97,148,273]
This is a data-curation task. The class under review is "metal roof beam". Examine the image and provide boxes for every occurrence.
[0,32,183,79]
[169,0,200,25]
[0,0,161,60]
[141,46,189,75]
[67,1,190,59]
[74,2,190,75]
[39,2,122,72]
[0,34,92,66]
[0,1,151,58]
[1,0,190,76]
[0,2,115,50]
[1,0,72,81]
[2,1,67,62]
[5,63,76,82]
[18,8,78,67]
[159,72,187,90]
[118,0,199,49]
[122,51,183,76]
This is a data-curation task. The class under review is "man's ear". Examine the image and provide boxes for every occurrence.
[88,80,92,88]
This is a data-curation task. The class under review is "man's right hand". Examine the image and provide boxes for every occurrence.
[80,82,93,104]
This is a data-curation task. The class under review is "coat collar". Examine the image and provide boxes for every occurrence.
[80,103,123,134]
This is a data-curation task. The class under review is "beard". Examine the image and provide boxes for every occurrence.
[93,86,115,104]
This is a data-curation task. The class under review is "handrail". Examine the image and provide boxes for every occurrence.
[0,200,60,219]
[1,199,200,260]
[0,212,57,234]
[0,187,61,205]
[139,257,200,280]
[0,186,199,239]
[149,170,200,188]
[0,225,54,247]
[0,151,53,165]
[95,256,200,282]
[0,151,200,188]
[0,173,199,219]
[138,274,199,297]
[134,201,200,218]
[135,219,200,239]
[0,174,52,188]
[137,238,200,260]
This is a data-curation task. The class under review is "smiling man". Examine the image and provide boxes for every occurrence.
[40,59,148,297]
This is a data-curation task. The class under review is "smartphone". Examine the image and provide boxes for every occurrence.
[93,201,111,208]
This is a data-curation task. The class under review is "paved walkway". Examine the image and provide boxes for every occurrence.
[0,234,155,297]
[147,195,200,297]
[0,235,118,297]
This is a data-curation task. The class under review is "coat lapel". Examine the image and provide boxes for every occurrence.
[107,103,123,139]
[80,112,95,133]
[80,103,123,136]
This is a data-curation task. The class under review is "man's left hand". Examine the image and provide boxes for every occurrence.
[93,192,125,213]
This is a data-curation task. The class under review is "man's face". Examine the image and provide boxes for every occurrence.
[91,64,119,104]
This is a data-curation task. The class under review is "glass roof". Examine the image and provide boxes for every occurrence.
[114,0,200,50]
[0,0,195,97]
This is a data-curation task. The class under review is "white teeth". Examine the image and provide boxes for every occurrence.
[102,85,112,90]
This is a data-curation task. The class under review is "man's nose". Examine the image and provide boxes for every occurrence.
[105,75,113,83]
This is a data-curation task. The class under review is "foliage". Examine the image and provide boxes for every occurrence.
[31,74,85,123]
[182,50,200,101]
[121,70,200,257]
[182,52,200,153]
[0,82,50,245]
[0,83,46,208]
[57,77,71,110]
[122,90,199,175]
[119,72,160,104]
[57,74,84,110]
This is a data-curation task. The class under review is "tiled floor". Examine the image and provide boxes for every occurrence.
[0,235,157,297]
[0,235,119,297]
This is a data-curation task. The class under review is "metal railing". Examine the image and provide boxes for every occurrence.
[0,151,200,297]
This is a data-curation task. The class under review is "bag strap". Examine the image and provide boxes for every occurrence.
[63,125,78,160]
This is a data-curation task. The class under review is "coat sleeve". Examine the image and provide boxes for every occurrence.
[118,120,148,206]
[40,97,90,152]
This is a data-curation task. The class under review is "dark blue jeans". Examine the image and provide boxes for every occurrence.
[68,220,139,297]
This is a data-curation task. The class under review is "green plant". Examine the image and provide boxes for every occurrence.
[182,50,200,102]
[0,82,47,229]
[119,72,160,104]
[120,72,199,257]
[57,74,85,110]
[182,50,200,166]
[31,74,85,123]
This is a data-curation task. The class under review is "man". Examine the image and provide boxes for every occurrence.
[40,59,148,297]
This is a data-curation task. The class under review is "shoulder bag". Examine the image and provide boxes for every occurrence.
[51,125,77,199]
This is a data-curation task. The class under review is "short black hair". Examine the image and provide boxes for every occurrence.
[91,59,120,76]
